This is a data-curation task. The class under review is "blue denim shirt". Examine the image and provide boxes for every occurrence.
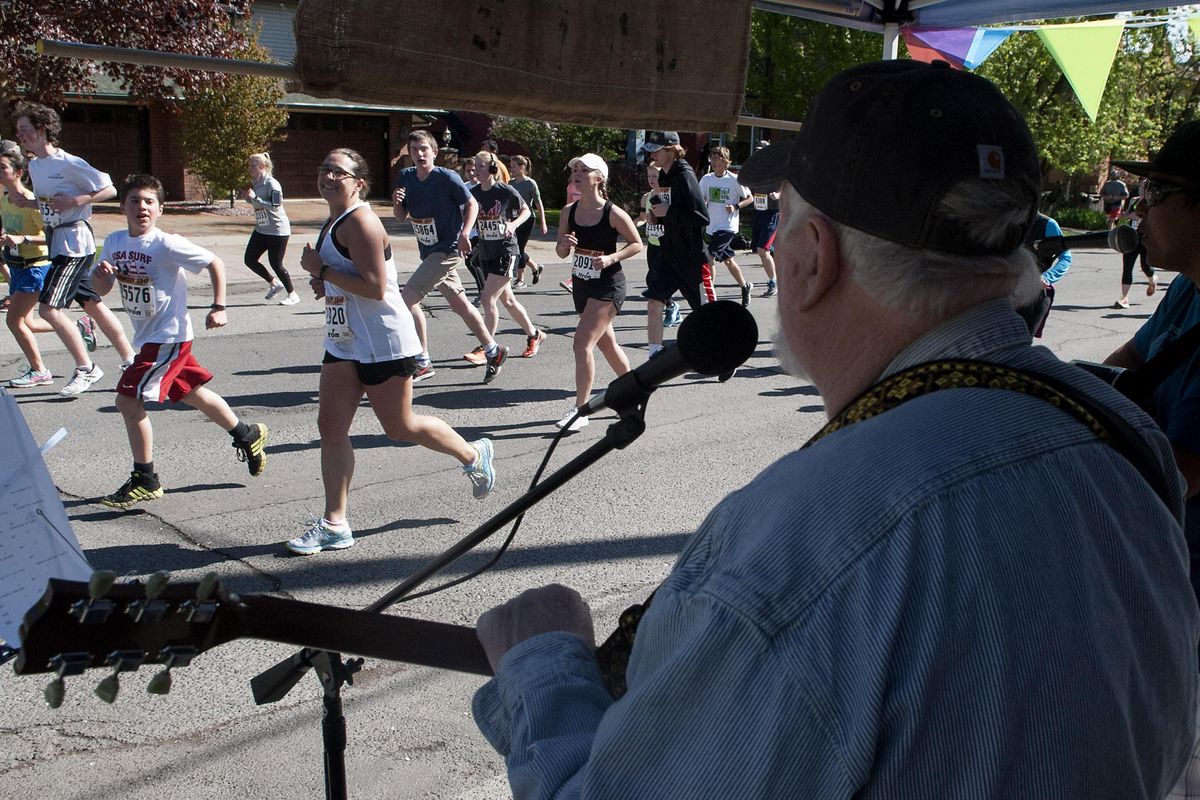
[474,301,1198,799]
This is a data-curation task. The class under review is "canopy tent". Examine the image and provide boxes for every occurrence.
[35,1,1200,132]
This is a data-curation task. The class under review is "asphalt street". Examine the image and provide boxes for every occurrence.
[1,201,1169,798]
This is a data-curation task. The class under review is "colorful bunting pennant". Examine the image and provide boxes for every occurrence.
[1036,20,1126,123]
[905,26,1013,70]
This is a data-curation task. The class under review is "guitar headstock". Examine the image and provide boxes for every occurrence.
[14,571,244,707]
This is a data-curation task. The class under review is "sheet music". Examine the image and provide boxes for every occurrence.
[0,390,91,647]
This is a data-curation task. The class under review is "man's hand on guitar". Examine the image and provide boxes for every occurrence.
[476,584,595,673]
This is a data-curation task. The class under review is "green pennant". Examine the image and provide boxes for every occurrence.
[1190,16,1200,45]
[1037,20,1126,123]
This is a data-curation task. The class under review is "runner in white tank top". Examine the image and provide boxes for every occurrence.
[283,148,497,556]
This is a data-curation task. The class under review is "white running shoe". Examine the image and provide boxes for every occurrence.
[555,405,589,432]
[279,292,301,306]
[58,364,104,397]
[265,281,285,301]
[285,517,355,555]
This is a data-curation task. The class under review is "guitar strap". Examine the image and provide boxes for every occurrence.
[593,359,1175,697]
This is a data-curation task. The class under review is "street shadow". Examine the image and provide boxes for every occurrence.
[235,364,323,377]
[262,529,695,594]
[82,516,460,581]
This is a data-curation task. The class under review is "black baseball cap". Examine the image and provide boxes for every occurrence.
[738,60,1041,256]
[642,131,681,153]
[1111,121,1200,186]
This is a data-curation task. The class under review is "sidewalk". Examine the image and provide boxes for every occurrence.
[88,199,566,293]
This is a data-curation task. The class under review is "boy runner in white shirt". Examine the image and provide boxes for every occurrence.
[698,146,754,307]
[91,174,268,509]
[12,101,135,396]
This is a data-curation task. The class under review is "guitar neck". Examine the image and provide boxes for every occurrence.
[234,595,492,676]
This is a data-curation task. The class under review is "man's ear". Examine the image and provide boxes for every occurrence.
[778,213,842,312]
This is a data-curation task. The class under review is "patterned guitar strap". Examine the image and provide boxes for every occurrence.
[593,359,1171,697]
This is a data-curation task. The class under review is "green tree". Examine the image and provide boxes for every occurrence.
[979,18,1200,197]
[487,118,625,208]
[745,10,881,122]
[179,35,287,205]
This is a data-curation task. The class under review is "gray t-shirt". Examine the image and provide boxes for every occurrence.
[510,177,542,218]
[248,175,291,236]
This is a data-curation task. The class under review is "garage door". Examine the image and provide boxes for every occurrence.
[60,105,148,183]
[270,112,389,199]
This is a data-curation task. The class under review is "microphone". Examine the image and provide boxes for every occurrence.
[1035,226,1139,261]
[578,300,759,417]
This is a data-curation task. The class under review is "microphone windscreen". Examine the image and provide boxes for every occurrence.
[1109,225,1140,254]
[677,300,759,375]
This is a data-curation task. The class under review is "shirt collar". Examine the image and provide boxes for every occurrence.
[883,300,1032,379]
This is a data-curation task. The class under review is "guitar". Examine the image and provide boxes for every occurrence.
[14,572,491,706]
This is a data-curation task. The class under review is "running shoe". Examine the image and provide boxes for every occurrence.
[279,292,301,306]
[0,295,9,311]
[511,279,526,289]
[1147,273,1158,296]
[521,330,546,358]
[559,279,574,292]
[484,345,508,384]
[555,405,589,432]
[101,470,164,509]
[9,367,53,387]
[472,296,483,308]
[463,346,488,365]
[1113,299,1130,309]
[741,283,754,308]
[462,438,495,499]
[58,363,103,397]
[265,281,285,301]
[412,363,436,383]
[286,517,355,555]
[119,359,134,373]
[531,264,543,285]
[763,280,777,298]
[233,422,268,477]
[664,303,682,328]
[77,315,97,352]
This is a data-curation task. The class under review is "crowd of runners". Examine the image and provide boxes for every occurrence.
[1,104,777,553]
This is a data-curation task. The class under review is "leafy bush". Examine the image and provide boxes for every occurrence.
[1052,206,1109,231]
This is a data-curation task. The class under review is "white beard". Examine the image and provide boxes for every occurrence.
[772,306,809,380]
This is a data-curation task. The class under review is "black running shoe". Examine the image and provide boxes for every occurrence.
[101,470,164,509]
[484,345,508,384]
[233,422,268,477]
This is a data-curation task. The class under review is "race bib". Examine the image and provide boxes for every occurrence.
[477,216,507,241]
[652,190,671,208]
[753,193,769,211]
[255,208,269,227]
[36,195,60,228]
[117,274,155,320]
[324,294,354,342]
[411,217,438,246]
[572,247,604,280]
[646,223,665,239]
[707,187,730,204]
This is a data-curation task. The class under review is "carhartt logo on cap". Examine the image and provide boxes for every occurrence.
[978,145,1005,179]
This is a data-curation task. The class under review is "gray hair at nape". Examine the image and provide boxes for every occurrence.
[779,182,1043,320]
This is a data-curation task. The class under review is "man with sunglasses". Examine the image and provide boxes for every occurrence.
[1106,121,1200,606]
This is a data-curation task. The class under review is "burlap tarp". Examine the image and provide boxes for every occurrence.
[291,0,752,133]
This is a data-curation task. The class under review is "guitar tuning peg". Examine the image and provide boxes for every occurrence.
[147,668,172,695]
[197,572,220,601]
[145,571,171,599]
[95,670,120,704]
[45,678,65,709]
[88,571,118,600]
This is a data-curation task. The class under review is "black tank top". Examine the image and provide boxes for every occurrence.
[568,201,619,255]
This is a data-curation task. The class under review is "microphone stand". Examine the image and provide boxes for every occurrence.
[250,392,653,800]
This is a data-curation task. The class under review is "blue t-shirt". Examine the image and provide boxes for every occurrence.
[396,166,471,258]
[1135,275,1200,589]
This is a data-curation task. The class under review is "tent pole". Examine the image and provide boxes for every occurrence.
[882,21,900,59]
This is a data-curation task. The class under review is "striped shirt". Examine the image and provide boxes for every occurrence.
[474,300,1199,799]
